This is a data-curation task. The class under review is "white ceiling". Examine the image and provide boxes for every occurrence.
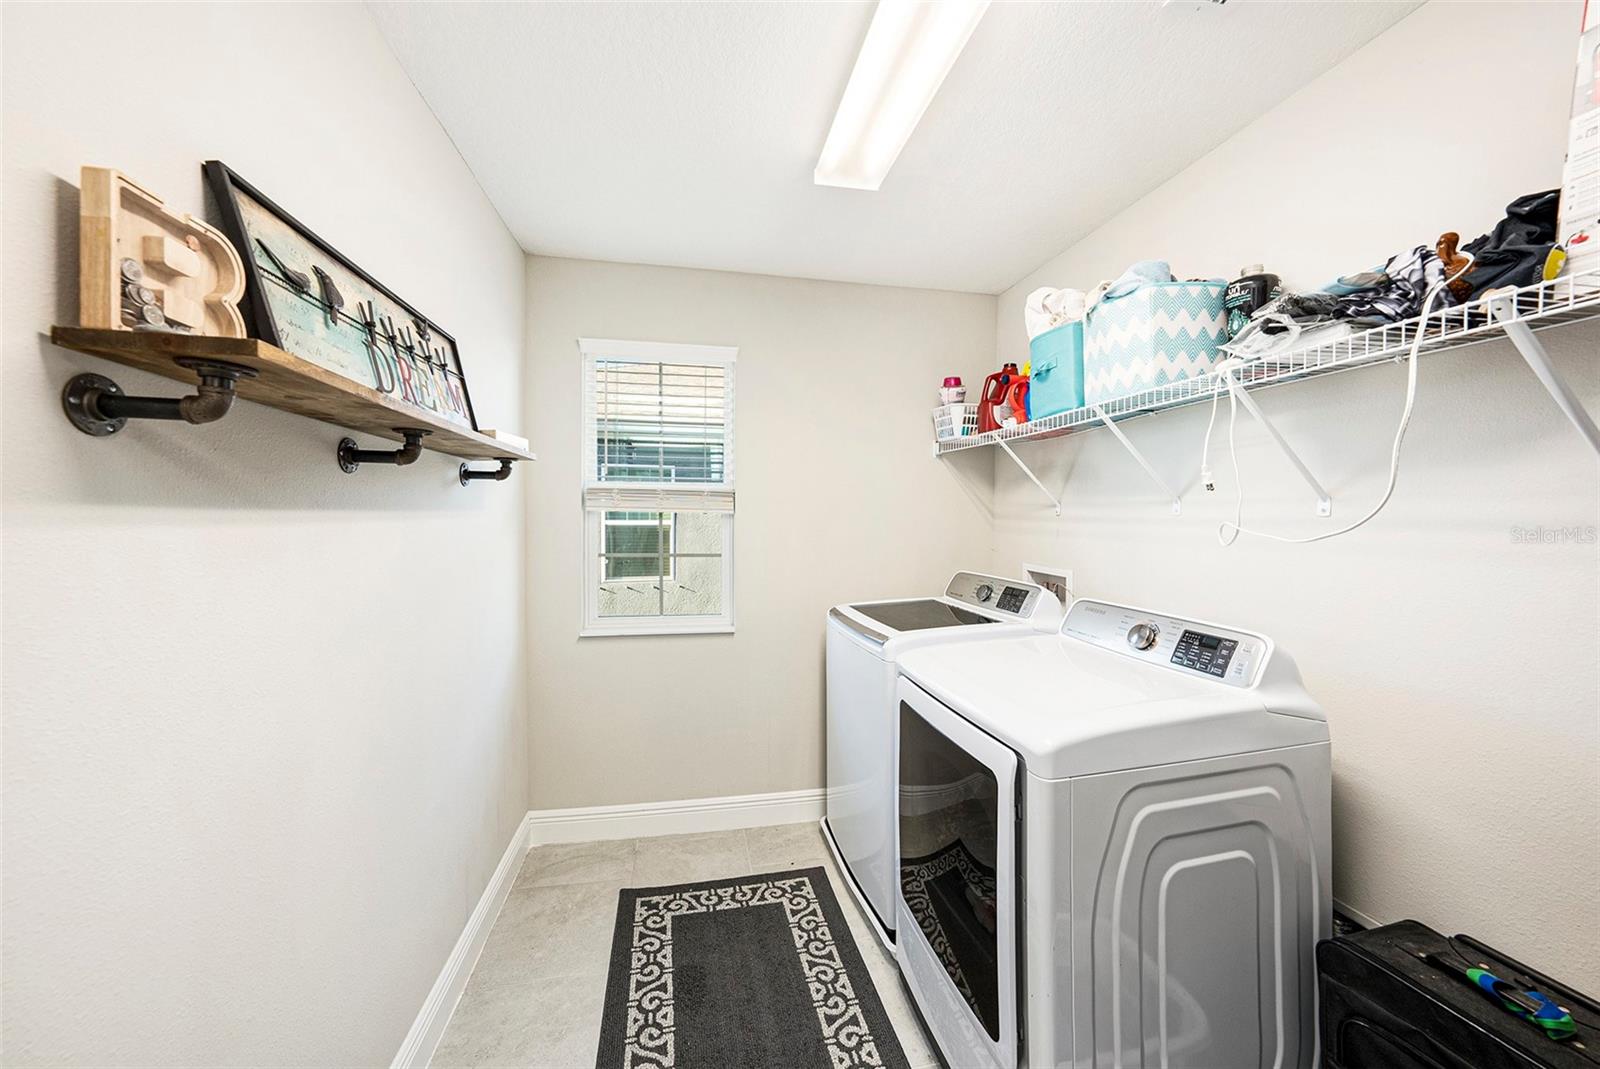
[370,1,1419,295]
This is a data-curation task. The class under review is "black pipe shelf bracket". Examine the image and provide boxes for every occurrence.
[459,458,515,486]
[337,428,432,473]
[62,358,259,437]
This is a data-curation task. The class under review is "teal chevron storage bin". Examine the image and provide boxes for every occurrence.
[1083,281,1226,405]
[1027,321,1084,419]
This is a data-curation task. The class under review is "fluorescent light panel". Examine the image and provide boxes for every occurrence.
[815,0,990,191]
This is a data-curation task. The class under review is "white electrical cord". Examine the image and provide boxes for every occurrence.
[1201,251,1476,546]
[1219,312,1303,359]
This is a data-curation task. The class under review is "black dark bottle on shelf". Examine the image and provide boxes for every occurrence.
[1224,265,1281,338]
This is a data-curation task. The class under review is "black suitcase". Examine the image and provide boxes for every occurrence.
[1318,919,1600,1069]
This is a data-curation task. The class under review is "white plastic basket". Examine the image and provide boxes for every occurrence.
[932,403,978,441]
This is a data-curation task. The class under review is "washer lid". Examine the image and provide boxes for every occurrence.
[848,599,999,633]
[897,629,1327,780]
[830,572,1062,651]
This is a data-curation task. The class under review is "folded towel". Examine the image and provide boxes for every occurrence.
[1023,287,1087,339]
[1103,260,1174,300]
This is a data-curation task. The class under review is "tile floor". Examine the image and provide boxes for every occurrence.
[429,822,939,1069]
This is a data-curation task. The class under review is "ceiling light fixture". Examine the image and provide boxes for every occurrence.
[814,0,990,191]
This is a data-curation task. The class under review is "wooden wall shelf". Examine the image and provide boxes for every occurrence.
[50,327,534,463]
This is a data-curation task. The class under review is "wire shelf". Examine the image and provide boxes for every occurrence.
[935,270,1600,456]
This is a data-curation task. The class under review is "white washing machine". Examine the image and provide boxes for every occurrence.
[823,572,1061,950]
[894,598,1332,1069]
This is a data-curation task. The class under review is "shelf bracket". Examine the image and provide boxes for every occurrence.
[1487,292,1600,457]
[338,428,431,473]
[1089,405,1182,515]
[459,458,515,486]
[994,436,1062,516]
[62,358,258,437]
[1217,379,1333,516]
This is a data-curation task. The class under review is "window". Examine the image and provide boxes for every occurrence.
[602,512,676,581]
[580,338,736,635]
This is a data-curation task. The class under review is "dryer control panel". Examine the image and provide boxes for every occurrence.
[1061,600,1270,688]
[944,572,1046,620]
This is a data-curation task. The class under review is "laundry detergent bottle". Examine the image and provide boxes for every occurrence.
[977,363,1019,433]
[1003,374,1030,427]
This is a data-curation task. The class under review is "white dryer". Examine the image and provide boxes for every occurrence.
[823,572,1061,950]
[894,599,1332,1069]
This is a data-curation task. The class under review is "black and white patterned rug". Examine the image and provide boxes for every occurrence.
[595,866,912,1069]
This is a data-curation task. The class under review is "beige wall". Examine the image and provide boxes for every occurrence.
[1,4,528,1064]
[992,0,1599,988]
[5,4,1594,1062]
[526,257,996,810]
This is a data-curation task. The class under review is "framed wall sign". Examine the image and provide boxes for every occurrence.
[202,161,477,430]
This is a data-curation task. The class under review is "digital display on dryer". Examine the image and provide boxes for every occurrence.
[1171,629,1237,678]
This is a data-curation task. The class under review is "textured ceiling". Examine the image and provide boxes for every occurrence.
[370,1,1420,294]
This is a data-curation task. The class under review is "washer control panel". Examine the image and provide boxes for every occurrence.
[1170,629,1239,678]
[1063,600,1268,687]
[945,572,1044,620]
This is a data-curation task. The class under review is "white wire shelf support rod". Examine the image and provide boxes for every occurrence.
[1487,291,1600,457]
[994,435,1063,516]
[1218,371,1334,516]
[1090,405,1183,515]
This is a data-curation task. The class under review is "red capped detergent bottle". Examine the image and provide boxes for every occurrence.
[1004,376,1030,426]
[977,363,1019,433]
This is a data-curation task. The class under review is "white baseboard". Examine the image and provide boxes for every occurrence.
[1334,898,1384,931]
[391,814,532,1069]
[527,787,826,845]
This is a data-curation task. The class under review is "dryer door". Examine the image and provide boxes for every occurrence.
[894,676,1020,1069]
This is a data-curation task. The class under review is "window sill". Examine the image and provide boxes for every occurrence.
[580,622,735,638]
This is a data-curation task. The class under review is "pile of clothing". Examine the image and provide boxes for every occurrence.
[1020,190,1566,364]
[1238,189,1563,351]
[1023,285,1086,340]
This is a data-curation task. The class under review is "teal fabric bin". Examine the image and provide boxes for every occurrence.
[1083,281,1226,404]
[1027,321,1085,419]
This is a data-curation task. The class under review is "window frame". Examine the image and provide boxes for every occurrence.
[578,338,737,638]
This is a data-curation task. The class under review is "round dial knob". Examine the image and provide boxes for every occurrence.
[1127,622,1160,650]
[974,584,994,602]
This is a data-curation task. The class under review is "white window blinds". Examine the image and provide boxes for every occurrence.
[584,484,735,512]
[580,339,736,509]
